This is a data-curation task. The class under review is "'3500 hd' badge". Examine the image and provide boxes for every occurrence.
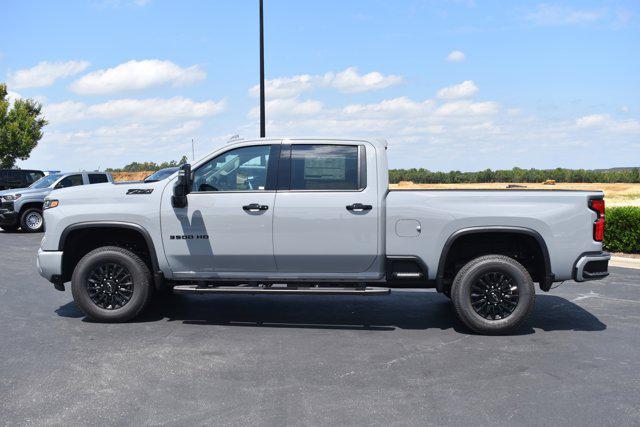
[170,235,209,240]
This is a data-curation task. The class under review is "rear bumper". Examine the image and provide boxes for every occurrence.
[37,248,64,286]
[574,252,610,282]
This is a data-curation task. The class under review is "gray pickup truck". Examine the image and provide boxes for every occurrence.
[36,138,610,334]
[0,171,112,232]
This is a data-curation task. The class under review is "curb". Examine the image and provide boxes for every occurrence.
[610,256,640,270]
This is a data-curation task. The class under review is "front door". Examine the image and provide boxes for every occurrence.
[161,143,279,277]
[273,142,379,274]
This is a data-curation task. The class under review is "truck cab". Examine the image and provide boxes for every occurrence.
[36,138,610,334]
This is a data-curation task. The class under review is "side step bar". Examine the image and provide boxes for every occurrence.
[173,285,390,296]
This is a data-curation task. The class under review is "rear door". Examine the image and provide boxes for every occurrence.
[273,141,379,273]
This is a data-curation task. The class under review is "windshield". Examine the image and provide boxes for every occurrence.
[29,174,62,189]
[144,168,178,182]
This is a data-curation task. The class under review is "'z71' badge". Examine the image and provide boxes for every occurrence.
[126,189,154,195]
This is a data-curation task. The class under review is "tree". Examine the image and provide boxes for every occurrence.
[0,84,48,168]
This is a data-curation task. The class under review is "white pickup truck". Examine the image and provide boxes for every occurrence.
[37,138,610,334]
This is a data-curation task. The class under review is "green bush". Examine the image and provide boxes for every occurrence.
[604,207,640,253]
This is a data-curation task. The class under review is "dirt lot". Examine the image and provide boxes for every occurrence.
[112,171,150,182]
[391,182,640,207]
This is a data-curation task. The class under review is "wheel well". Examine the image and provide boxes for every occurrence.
[60,227,156,283]
[19,202,44,215]
[438,231,548,288]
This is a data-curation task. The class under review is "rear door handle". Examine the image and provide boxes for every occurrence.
[243,203,269,212]
[346,203,372,212]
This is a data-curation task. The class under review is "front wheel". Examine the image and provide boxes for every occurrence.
[71,246,153,322]
[451,255,535,335]
[20,208,45,233]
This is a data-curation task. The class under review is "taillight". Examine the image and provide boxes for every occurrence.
[589,198,605,241]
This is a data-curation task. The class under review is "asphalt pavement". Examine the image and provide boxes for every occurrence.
[1,230,639,426]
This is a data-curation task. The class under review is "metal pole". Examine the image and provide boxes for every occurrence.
[191,138,195,161]
[259,0,266,138]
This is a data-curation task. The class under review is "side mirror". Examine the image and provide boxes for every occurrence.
[172,164,191,208]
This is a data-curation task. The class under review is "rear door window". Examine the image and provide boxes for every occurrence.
[88,174,109,184]
[289,145,361,190]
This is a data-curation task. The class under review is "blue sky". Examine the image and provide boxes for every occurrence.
[1,0,639,171]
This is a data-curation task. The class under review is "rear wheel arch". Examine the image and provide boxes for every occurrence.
[436,226,553,292]
[59,222,162,287]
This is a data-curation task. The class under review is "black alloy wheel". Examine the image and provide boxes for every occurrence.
[86,262,134,310]
[470,271,519,320]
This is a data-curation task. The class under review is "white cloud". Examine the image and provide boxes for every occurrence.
[70,59,205,95]
[249,67,402,98]
[526,4,604,26]
[446,50,466,62]
[435,100,499,116]
[249,74,315,99]
[343,97,435,117]
[437,80,479,99]
[576,114,640,133]
[45,96,225,123]
[324,67,402,93]
[249,98,323,118]
[576,114,608,128]
[6,90,22,105]
[7,60,90,89]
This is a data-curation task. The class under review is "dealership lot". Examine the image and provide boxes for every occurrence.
[1,231,639,426]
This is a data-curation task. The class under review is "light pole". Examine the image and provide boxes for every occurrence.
[259,0,266,138]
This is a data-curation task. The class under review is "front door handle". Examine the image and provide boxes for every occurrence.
[346,203,372,212]
[243,203,269,212]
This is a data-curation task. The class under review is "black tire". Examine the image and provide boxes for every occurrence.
[20,208,45,233]
[0,225,20,232]
[71,246,152,322]
[451,255,535,335]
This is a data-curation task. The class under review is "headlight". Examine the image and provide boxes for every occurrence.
[3,194,21,201]
[43,199,59,210]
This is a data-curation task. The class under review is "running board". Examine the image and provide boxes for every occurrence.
[172,285,390,296]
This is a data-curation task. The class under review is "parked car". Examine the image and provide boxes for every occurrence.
[0,169,44,190]
[144,167,179,182]
[36,138,609,334]
[0,171,113,233]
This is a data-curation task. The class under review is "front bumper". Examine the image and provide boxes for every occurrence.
[0,204,19,226]
[37,248,64,288]
[574,251,610,282]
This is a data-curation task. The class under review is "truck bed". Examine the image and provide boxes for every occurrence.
[385,189,603,281]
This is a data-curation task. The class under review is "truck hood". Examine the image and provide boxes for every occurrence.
[50,181,164,202]
[0,187,51,198]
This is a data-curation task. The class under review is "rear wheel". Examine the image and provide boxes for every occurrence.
[20,208,44,233]
[451,255,535,335]
[71,246,152,322]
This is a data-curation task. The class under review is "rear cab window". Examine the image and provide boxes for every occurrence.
[88,174,109,184]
